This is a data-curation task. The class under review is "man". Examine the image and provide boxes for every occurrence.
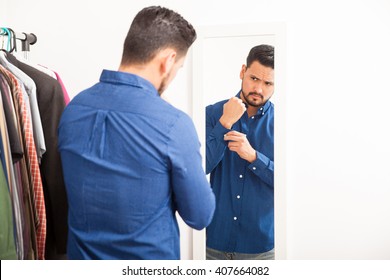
[206,45,274,260]
[58,6,215,260]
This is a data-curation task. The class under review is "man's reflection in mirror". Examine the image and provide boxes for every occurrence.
[205,45,275,260]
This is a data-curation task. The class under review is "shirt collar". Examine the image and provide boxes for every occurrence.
[100,69,158,97]
[235,91,272,116]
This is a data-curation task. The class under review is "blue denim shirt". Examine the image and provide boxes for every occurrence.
[206,93,274,254]
[58,70,215,259]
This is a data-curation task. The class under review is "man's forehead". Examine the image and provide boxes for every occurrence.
[247,64,274,80]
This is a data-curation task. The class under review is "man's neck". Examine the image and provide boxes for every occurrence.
[247,106,259,117]
[118,64,160,91]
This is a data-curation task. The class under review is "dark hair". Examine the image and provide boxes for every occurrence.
[246,44,274,69]
[121,6,197,65]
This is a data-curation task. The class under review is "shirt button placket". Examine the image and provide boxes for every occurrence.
[234,174,244,224]
[260,107,264,116]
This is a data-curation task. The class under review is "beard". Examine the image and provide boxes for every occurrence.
[241,88,265,107]
[158,68,175,95]
[157,77,168,95]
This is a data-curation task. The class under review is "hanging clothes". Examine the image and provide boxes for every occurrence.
[0,63,46,259]
[0,64,35,259]
[0,31,68,259]
[0,73,30,260]
[6,53,68,258]
[0,52,46,163]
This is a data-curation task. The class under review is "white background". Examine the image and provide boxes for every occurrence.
[2,0,390,260]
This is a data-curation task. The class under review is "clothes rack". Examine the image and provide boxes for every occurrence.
[0,28,37,59]
[14,32,37,52]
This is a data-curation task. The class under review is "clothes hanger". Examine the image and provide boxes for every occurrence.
[0,27,12,51]
[0,28,7,50]
[7,28,17,52]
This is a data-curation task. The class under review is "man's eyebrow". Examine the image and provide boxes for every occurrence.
[250,74,274,84]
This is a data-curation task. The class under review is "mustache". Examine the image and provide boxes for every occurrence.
[248,92,263,97]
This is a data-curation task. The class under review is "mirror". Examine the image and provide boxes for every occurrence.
[191,23,287,259]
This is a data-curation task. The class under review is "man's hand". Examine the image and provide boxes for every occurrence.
[219,97,246,129]
[224,130,256,163]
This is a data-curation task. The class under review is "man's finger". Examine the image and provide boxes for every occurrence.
[225,130,245,137]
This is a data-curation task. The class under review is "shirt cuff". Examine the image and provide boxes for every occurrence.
[212,121,231,141]
[248,151,270,173]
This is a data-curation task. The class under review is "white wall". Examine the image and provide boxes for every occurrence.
[3,0,390,259]
[0,1,6,18]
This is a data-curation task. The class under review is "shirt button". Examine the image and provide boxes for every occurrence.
[261,112,265,115]
[237,195,240,199]
[239,174,243,178]
[251,116,255,119]
[252,167,256,170]
[260,107,263,111]
[233,217,238,220]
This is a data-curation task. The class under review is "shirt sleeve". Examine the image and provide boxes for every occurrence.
[167,113,215,230]
[205,105,230,174]
[248,150,274,187]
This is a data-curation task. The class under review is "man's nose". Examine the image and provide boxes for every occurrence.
[254,83,263,94]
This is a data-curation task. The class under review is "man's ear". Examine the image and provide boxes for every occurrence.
[160,49,177,76]
[240,64,246,79]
